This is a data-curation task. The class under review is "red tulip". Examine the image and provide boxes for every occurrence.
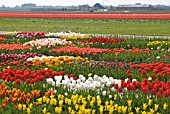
[151,89,157,95]
[16,79,21,85]
[118,88,122,93]
[157,92,162,98]
[114,84,118,89]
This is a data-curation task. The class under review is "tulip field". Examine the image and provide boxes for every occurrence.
[0,31,169,114]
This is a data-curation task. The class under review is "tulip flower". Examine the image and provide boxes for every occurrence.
[148,99,152,106]
[127,100,132,107]
[135,107,140,113]
[141,111,147,114]
[42,107,47,114]
[163,103,168,110]
[99,106,104,114]
[122,106,127,113]
[27,108,31,114]
[118,106,122,113]
[149,109,154,114]
[154,104,159,111]
[143,103,148,110]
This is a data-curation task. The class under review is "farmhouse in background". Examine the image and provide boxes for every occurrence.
[89,3,108,12]
[21,3,36,9]
[116,3,154,11]
[79,4,90,11]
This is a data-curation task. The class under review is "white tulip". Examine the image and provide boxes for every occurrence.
[56,81,60,87]
[111,87,116,92]
[79,74,84,79]
[46,78,53,84]
[102,91,107,96]
[88,73,92,77]
[64,92,68,96]
[93,74,98,81]
[96,82,101,88]
[76,79,81,83]
[109,95,113,99]
[52,81,56,86]
[81,77,86,82]
[97,95,100,99]
[106,81,111,87]
[101,84,105,88]
[64,75,68,80]
[88,77,93,82]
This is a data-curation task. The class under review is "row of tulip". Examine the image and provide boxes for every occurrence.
[23,38,72,48]
[0,43,32,51]
[0,53,42,62]
[0,79,169,114]
[50,47,152,55]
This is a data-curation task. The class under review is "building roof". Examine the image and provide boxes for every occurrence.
[117,3,152,8]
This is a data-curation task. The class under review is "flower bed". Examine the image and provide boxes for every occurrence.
[0,32,169,114]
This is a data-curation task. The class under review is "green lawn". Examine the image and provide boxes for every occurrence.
[0,18,170,36]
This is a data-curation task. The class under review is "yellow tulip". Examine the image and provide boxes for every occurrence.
[68,99,72,105]
[23,104,26,110]
[46,98,50,104]
[37,98,42,104]
[90,101,94,107]
[42,107,46,114]
[143,103,148,110]
[78,111,82,114]
[75,104,79,111]
[50,98,57,105]
[129,112,134,114]
[135,107,140,113]
[18,104,22,110]
[92,97,96,102]
[118,106,122,113]
[105,101,109,106]
[141,111,147,114]
[68,107,72,113]
[78,98,81,104]
[27,108,31,114]
[92,109,96,114]
[99,106,104,114]
[97,100,101,106]
[65,98,68,104]
[71,110,75,114]
[43,96,47,102]
[122,106,127,114]
[114,94,117,100]
[110,100,114,106]
[55,107,62,113]
[109,107,114,114]
[154,104,159,111]
[148,99,152,106]
[73,100,77,105]
[29,103,33,109]
[82,101,87,106]
[127,100,132,107]
[163,103,168,110]
[114,104,118,110]
[149,109,154,114]
[58,94,61,100]
[55,107,58,113]
[87,95,91,101]
[59,100,63,107]
[80,106,85,113]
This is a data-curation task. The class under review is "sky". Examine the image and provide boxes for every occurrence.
[1,0,170,7]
